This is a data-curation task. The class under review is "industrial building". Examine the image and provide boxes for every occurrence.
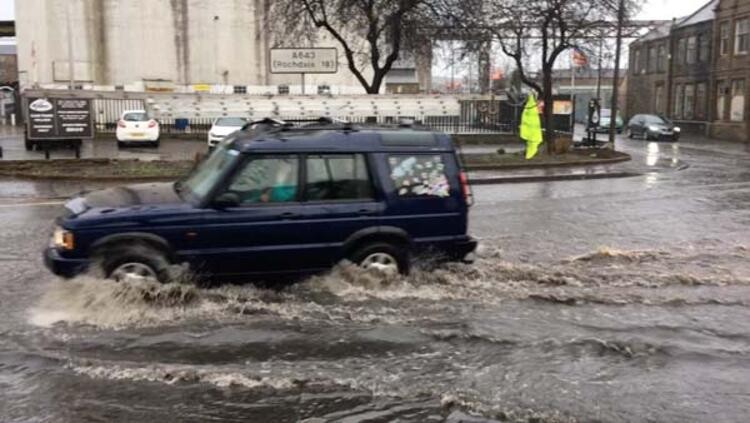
[14,0,425,95]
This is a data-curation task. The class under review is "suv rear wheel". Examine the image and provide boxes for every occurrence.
[350,242,409,275]
[99,244,170,283]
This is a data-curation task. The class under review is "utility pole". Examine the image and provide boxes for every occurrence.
[608,0,625,147]
[66,1,74,89]
[596,33,604,101]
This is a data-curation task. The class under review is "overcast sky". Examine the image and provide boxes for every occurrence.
[0,0,714,21]
[637,0,711,20]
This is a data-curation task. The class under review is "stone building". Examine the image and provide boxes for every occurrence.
[627,0,750,141]
[711,0,750,141]
[627,1,717,135]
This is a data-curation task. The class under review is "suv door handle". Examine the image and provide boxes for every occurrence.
[357,208,376,216]
[278,212,299,219]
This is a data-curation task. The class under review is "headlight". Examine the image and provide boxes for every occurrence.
[673,127,681,132]
[52,226,75,250]
[648,125,659,132]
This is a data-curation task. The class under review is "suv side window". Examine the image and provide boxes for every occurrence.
[305,154,373,201]
[226,155,299,204]
[388,154,450,198]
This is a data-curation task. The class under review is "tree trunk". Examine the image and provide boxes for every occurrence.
[368,71,385,94]
[542,66,556,154]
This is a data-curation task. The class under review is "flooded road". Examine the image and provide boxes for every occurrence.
[2,137,750,422]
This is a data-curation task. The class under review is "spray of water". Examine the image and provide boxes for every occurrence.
[28,245,750,329]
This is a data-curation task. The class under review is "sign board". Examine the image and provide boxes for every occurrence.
[270,48,338,74]
[26,97,94,140]
[553,100,573,115]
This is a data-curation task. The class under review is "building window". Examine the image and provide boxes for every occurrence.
[735,18,750,55]
[233,85,247,94]
[278,84,290,95]
[683,84,695,120]
[657,44,667,72]
[633,49,641,75]
[674,84,684,119]
[695,82,707,120]
[698,34,710,62]
[648,47,657,73]
[655,84,665,114]
[720,22,730,56]
[677,38,687,64]
[716,80,728,120]
[731,79,745,121]
[686,36,697,64]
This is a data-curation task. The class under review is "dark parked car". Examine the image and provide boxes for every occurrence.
[44,121,478,282]
[627,114,681,141]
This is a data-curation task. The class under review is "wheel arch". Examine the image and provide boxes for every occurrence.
[341,226,412,258]
[89,232,175,262]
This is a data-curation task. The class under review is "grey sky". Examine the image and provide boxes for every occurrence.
[0,0,12,21]
[0,0,714,22]
[637,0,712,20]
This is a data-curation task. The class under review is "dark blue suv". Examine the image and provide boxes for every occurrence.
[44,122,477,282]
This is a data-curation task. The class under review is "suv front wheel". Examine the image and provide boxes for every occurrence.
[349,242,409,275]
[99,244,171,283]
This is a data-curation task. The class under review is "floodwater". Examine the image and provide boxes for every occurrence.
[2,137,750,422]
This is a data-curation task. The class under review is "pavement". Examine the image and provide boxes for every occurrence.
[0,126,207,162]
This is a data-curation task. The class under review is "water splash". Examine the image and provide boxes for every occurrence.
[28,245,750,329]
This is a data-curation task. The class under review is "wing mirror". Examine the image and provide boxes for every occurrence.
[213,192,240,209]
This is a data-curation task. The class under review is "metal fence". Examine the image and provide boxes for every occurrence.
[25,91,573,138]
[92,100,518,137]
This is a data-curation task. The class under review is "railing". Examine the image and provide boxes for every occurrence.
[24,90,572,138]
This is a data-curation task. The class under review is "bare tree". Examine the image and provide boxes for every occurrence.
[455,0,640,153]
[268,0,440,94]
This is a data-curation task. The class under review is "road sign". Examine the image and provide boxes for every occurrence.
[270,48,338,74]
[26,97,93,140]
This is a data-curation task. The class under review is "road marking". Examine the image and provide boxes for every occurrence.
[0,200,65,208]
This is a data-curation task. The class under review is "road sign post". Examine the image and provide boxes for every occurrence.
[270,48,338,95]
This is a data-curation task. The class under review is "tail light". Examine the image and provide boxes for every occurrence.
[117,120,126,128]
[459,170,474,206]
[148,119,157,128]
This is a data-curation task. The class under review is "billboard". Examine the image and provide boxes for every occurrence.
[26,97,94,140]
[270,48,338,74]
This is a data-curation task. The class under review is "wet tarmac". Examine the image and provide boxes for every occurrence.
[2,135,750,422]
[0,126,206,161]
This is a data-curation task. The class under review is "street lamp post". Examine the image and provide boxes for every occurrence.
[608,0,625,147]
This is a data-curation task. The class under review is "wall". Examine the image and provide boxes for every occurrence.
[710,0,750,141]
[15,0,374,93]
[625,36,670,120]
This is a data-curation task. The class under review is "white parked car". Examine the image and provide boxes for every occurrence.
[208,117,248,148]
[116,110,160,147]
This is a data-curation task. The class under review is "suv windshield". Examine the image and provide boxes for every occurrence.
[179,145,240,201]
[215,117,248,127]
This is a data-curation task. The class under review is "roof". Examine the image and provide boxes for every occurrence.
[637,20,678,43]
[677,0,718,27]
[230,126,454,153]
[632,0,716,45]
